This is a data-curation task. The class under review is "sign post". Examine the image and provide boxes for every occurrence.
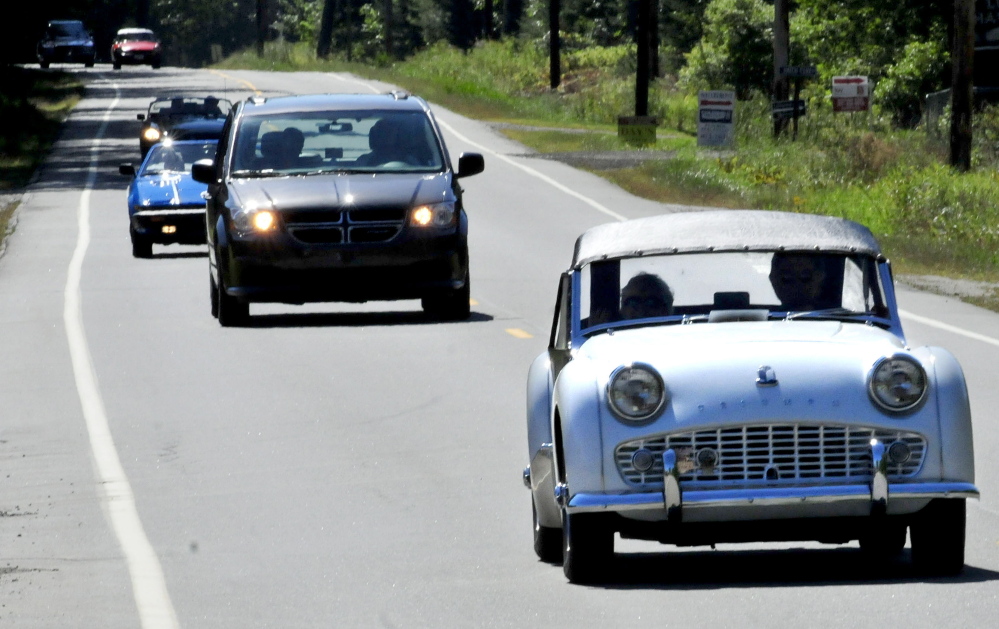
[697,91,736,148]
[776,66,817,140]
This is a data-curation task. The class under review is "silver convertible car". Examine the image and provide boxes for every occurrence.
[524,210,978,583]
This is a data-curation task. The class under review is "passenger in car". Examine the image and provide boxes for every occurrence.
[619,273,674,320]
[259,127,307,170]
[769,252,837,311]
[356,117,431,166]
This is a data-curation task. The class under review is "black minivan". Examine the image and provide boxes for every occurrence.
[192,91,484,326]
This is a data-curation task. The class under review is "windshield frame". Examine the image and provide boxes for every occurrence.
[570,250,900,342]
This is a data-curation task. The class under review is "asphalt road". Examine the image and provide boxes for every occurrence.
[1,64,998,628]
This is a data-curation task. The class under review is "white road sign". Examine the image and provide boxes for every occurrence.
[697,90,736,148]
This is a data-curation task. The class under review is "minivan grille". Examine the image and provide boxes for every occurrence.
[283,207,405,244]
[615,424,926,487]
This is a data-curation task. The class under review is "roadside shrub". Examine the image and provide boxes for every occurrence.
[874,37,948,128]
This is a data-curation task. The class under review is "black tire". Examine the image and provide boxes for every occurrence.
[911,499,966,576]
[859,522,907,559]
[533,498,562,564]
[131,233,153,258]
[85,61,94,68]
[39,61,49,69]
[421,272,471,321]
[113,62,121,70]
[209,274,219,319]
[562,510,613,584]
[216,275,249,327]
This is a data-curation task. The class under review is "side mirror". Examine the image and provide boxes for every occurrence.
[137,113,145,121]
[455,152,484,179]
[119,163,135,177]
[191,159,216,184]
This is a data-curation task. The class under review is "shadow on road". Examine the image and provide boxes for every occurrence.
[243,309,494,329]
[558,546,999,589]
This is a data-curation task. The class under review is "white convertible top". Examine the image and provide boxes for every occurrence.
[572,210,883,268]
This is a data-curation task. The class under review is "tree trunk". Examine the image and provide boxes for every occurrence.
[317,0,336,58]
[950,0,974,171]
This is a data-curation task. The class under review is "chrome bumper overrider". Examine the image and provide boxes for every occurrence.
[562,440,979,516]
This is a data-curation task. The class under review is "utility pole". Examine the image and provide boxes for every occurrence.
[549,0,560,89]
[256,0,267,57]
[950,0,974,171]
[635,0,651,116]
[772,0,790,137]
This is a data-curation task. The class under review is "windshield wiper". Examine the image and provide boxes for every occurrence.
[783,307,872,320]
[303,168,369,176]
[231,169,287,178]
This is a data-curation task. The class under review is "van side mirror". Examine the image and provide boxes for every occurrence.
[191,159,216,184]
[455,152,484,179]
[119,163,135,176]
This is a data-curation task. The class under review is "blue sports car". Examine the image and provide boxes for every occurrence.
[120,140,218,257]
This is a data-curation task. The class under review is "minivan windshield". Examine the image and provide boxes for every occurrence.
[230,110,445,177]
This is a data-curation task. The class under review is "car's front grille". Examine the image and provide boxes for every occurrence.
[615,424,926,487]
[283,207,405,244]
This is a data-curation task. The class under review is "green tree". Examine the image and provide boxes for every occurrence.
[679,0,772,99]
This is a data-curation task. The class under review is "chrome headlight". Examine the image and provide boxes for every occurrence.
[607,363,667,422]
[868,355,927,413]
[410,201,455,228]
[142,126,161,143]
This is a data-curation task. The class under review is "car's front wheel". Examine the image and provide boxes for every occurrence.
[562,509,613,584]
[215,273,249,327]
[533,498,561,563]
[910,499,966,576]
[130,231,152,258]
[209,274,219,319]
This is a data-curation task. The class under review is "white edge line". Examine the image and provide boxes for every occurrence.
[899,309,999,348]
[64,81,180,629]
[331,74,999,348]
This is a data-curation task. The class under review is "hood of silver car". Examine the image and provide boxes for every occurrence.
[230,172,453,211]
[578,321,910,423]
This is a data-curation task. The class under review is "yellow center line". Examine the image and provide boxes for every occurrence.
[506,328,533,339]
[209,69,261,95]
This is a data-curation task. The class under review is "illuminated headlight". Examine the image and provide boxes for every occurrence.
[232,204,278,234]
[607,363,667,422]
[868,355,927,413]
[142,127,161,142]
[410,202,455,228]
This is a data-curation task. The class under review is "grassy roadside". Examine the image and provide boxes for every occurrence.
[0,66,84,252]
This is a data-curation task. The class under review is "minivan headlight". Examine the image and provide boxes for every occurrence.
[607,363,667,422]
[411,202,455,228]
[868,355,927,413]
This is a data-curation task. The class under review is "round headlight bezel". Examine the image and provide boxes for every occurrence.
[868,354,928,414]
[606,363,668,423]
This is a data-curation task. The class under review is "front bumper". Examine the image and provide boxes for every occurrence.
[115,50,160,65]
[132,209,206,244]
[560,442,979,520]
[39,46,95,63]
[223,229,467,304]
